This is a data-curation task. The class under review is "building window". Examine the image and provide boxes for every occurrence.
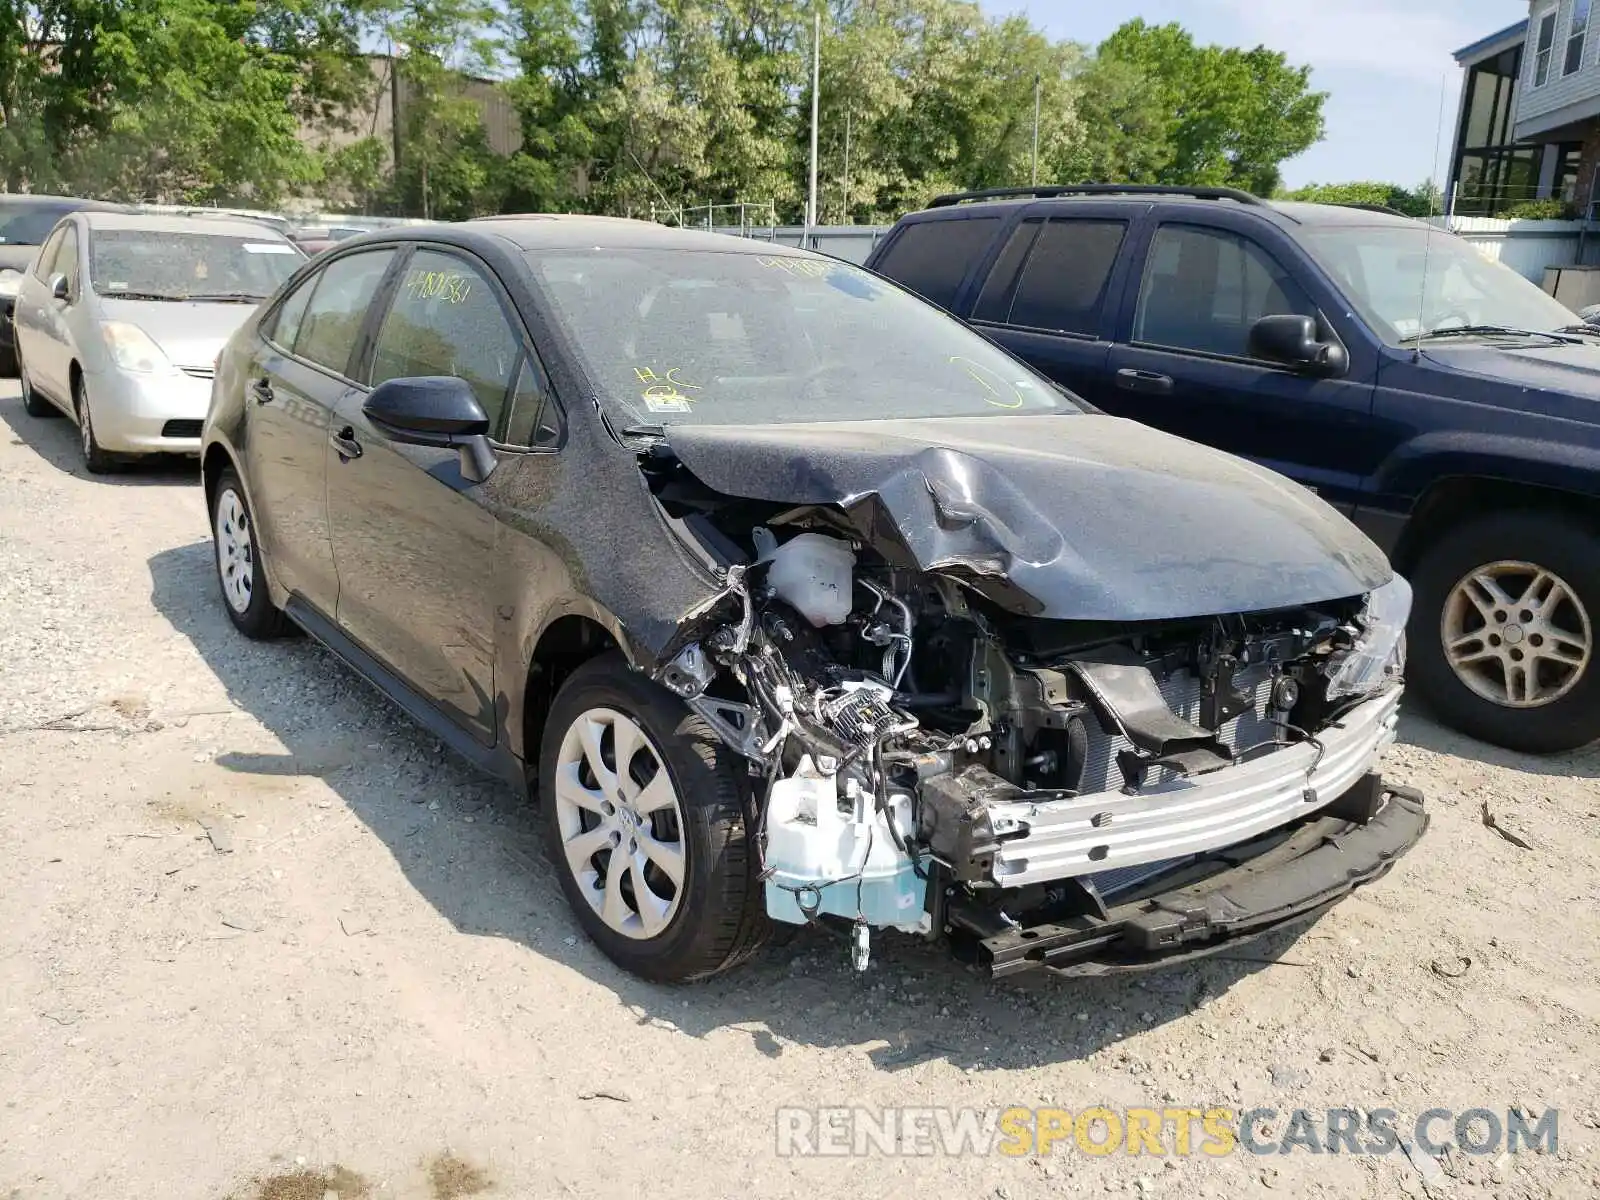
[1535,9,1557,85]
[1567,0,1592,74]
[1451,43,1549,216]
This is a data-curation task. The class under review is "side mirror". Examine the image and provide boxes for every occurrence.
[1248,314,1348,376]
[48,273,70,302]
[364,376,497,482]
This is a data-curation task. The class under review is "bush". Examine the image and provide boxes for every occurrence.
[1500,198,1576,220]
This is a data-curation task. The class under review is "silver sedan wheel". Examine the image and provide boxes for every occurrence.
[215,488,255,615]
[78,394,95,457]
[553,707,686,940]
[1441,560,1593,708]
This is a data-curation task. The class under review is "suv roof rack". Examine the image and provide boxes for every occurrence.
[925,184,1267,209]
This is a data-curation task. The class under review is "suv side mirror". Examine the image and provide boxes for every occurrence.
[364,376,497,482]
[48,273,70,302]
[1248,314,1348,376]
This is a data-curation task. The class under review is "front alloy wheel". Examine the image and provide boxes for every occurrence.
[1410,511,1600,753]
[539,653,768,981]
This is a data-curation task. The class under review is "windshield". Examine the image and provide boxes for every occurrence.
[89,230,304,300]
[1301,224,1581,343]
[0,201,78,247]
[527,249,1082,427]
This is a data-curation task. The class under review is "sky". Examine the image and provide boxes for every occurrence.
[1004,0,1532,188]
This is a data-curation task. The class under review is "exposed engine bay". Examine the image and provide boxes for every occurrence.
[642,443,1414,974]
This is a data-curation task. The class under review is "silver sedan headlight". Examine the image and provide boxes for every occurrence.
[1326,574,1412,700]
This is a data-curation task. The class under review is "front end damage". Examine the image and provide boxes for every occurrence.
[635,421,1428,975]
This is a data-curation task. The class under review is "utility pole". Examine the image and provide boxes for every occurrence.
[1031,73,1041,187]
[842,110,852,222]
[807,6,820,233]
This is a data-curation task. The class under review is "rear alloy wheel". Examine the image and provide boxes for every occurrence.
[73,377,117,474]
[1410,511,1600,753]
[211,467,289,639]
[19,352,55,418]
[540,653,768,981]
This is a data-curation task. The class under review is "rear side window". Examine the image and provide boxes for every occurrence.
[293,249,395,376]
[1004,219,1127,335]
[872,217,998,310]
[1133,225,1315,359]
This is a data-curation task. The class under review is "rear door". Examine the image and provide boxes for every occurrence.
[963,206,1140,409]
[1104,210,1379,512]
[243,247,398,615]
[324,245,521,746]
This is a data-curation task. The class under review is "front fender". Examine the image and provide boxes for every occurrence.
[1372,430,1600,502]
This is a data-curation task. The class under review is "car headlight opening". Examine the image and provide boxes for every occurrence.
[1326,575,1413,700]
[101,321,171,374]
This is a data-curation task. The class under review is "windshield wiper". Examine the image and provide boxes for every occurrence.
[1555,323,1600,335]
[182,291,267,303]
[100,290,185,301]
[1405,324,1584,345]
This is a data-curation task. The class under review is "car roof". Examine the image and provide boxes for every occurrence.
[0,193,123,211]
[79,211,294,239]
[434,214,821,256]
[901,192,1424,231]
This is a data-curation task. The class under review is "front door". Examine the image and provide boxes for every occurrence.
[242,247,397,615]
[31,223,80,401]
[1104,220,1378,513]
[325,247,523,746]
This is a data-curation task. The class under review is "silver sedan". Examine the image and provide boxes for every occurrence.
[12,211,305,472]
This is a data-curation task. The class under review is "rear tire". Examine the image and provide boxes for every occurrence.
[0,340,18,379]
[211,466,290,639]
[539,652,768,982]
[1408,511,1600,753]
[19,354,55,418]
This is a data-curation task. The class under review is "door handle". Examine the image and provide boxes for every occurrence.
[330,425,363,461]
[249,378,275,405]
[1114,368,1174,395]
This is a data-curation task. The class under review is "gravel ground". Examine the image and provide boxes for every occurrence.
[2,381,1599,1200]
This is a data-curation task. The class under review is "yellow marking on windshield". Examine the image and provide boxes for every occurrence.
[756,256,830,278]
[949,355,1025,408]
[634,366,701,390]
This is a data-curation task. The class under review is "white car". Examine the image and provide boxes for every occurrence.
[12,210,305,472]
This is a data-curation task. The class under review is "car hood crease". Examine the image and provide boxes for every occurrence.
[661,414,1393,621]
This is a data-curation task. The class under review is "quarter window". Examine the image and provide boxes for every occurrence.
[54,226,79,294]
[368,249,522,438]
[1003,219,1126,335]
[265,276,315,350]
[1133,225,1316,359]
[293,250,395,376]
[872,217,998,311]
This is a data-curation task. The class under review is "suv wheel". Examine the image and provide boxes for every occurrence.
[1409,511,1600,753]
[539,653,768,982]
[211,467,290,639]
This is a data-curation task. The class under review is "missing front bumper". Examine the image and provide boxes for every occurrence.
[950,779,1427,978]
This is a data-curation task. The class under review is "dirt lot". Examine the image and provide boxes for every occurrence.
[2,381,1599,1200]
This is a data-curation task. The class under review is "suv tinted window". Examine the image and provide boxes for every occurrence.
[1134,225,1314,358]
[873,217,998,310]
[293,249,395,376]
[1004,219,1126,334]
[368,249,522,437]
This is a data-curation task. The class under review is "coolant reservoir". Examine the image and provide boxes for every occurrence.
[764,533,854,627]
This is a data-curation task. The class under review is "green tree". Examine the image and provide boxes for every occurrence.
[1280,180,1445,218]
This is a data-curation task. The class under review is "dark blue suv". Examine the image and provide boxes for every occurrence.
[866,184,1600,754]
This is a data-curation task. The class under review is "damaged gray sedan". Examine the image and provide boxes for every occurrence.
[202,217,1426,983]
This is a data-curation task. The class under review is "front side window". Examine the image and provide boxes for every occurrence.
[1569,0,1593,73]
[33,227,65,281]
[368,249,522,437]
[1301,223,1581,344]
[293,250,396,377]
[1535,9,1558,85]
[529,249,1081,429]
[1132,225,1315,358]
[55,226,79,292]
[89,231,303,302]
[871,217,998,311]
[1003,218,1127,335]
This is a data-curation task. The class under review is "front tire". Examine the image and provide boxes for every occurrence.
[1409,511,1600,753]
[539,653,768,982]
[211,467,290,639]
[73,375,117,474]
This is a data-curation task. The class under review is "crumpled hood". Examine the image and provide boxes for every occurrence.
[662,414,1392,621]
[1419,342,1600,423]
[99,297,257,370]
